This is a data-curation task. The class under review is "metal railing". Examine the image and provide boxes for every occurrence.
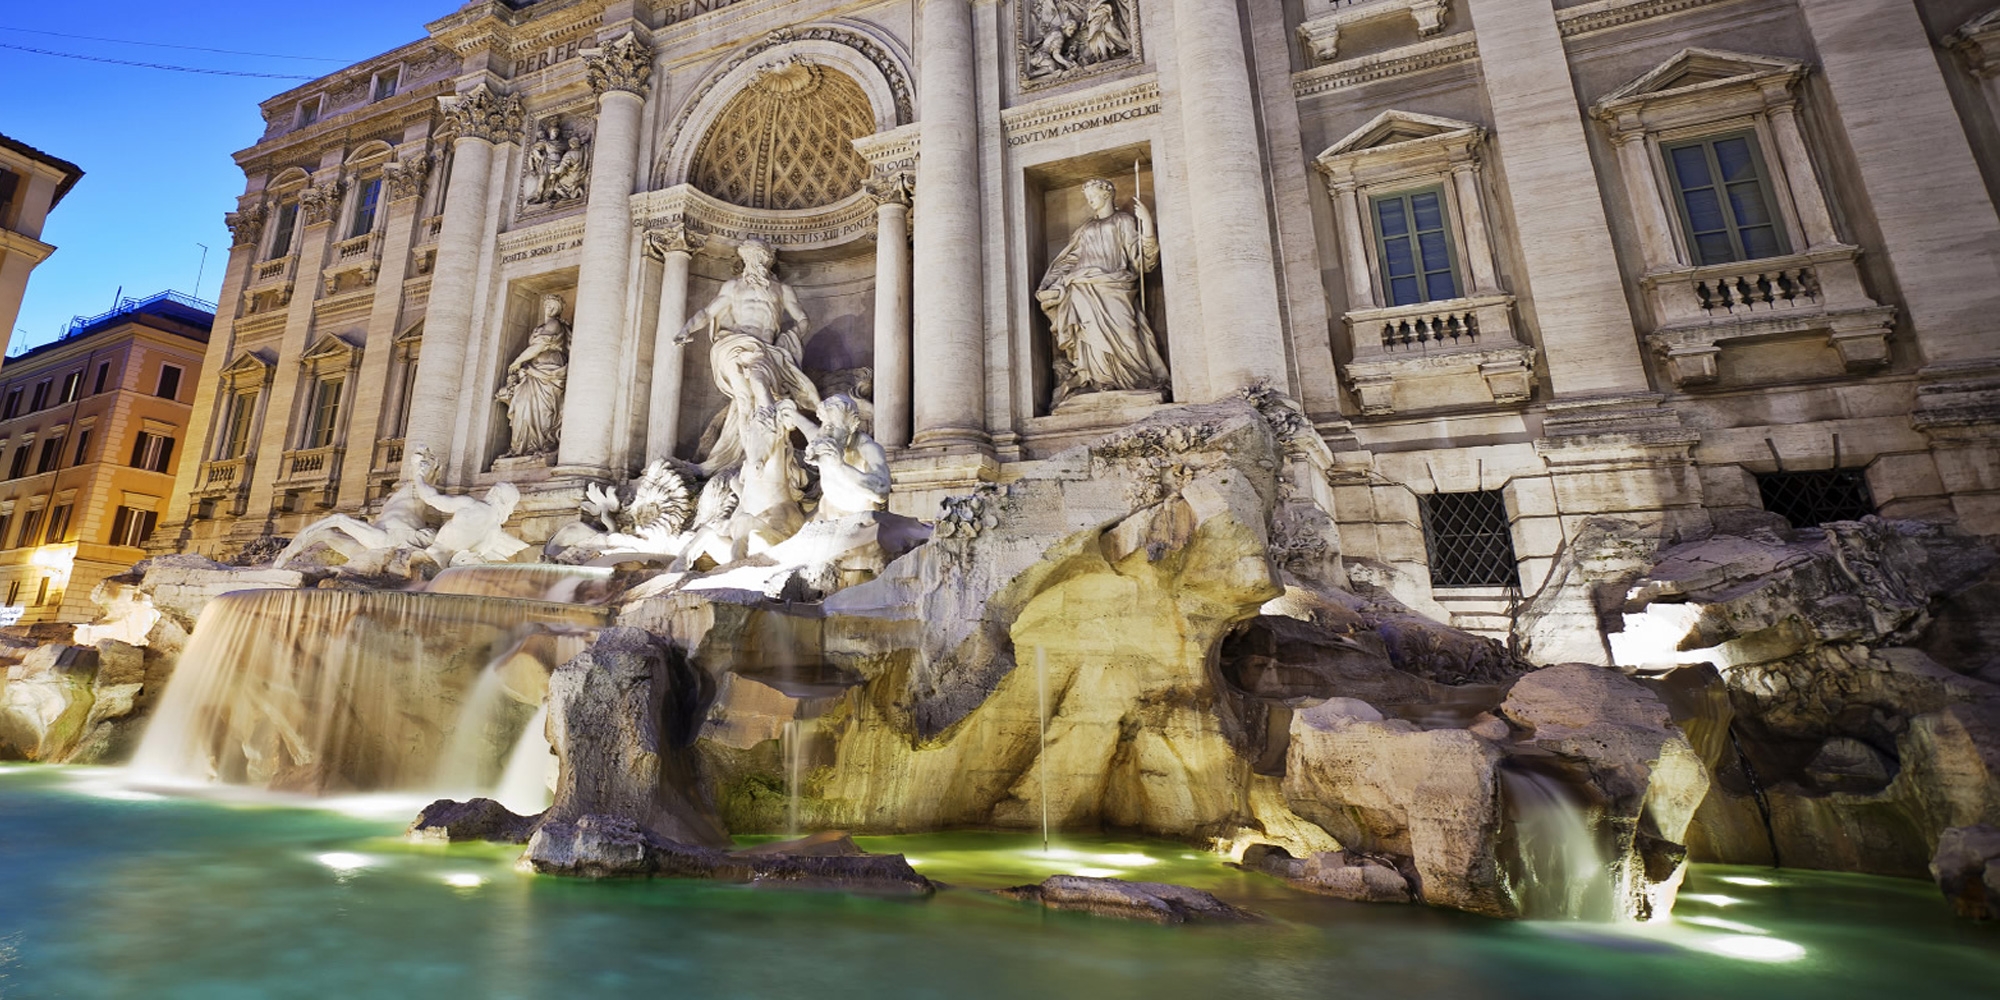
[58,290,218,339]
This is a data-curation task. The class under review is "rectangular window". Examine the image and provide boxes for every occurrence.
[43,504,70,544]
[1756,469,1875,529]
[298,97,320,127]
[308,377,344,448]
[3,389,20,419]
[7,445,28,480]
[0,169,17,221]
[58,371,82,404]
[156,364,183,400]
[131,432,175,473]
[33,577,47,606]
[224,391,259,459]
[350,178,383,239]
[1664,132,1789,266]
[109,506,160,547]
[16,508,42,549]
[71,429,91,467]
[3,580,13,604]
[0,514,11,549]
[35,435,63,474]
[92,361,111,395]
[268,201,299,260]
[1372,187,1460,307]
[30,380,50,412]
[373,69,400,102]
[1420,490,1519,588]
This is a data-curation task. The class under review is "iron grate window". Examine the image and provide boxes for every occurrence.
[1421,489,1518,588]
[1756,469,1874,528]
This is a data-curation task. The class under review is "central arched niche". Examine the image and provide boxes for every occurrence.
[687,60,874,211]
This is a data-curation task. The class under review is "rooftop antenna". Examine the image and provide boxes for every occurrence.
[194,243,209,300]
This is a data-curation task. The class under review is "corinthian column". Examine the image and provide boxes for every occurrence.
[1171,0,1288,395]
[558,30,653,475]
[643,223,700,464]
[867,168,914,450]
[909,0,987,450]
[404,84,520,469]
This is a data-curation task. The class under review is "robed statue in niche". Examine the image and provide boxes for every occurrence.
[1037,177,1168,408]
[675,238,823,474]
[496,292,570,457]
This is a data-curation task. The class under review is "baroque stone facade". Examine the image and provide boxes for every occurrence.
[161,0,2000,643]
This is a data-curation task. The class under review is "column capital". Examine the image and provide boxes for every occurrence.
[383,157,432,202]
[438,83,525,144]
[298,177,345,227]
[643,222,704,259]
[865,165,914,209]
[224,202,267,248]
[584,30,655,99]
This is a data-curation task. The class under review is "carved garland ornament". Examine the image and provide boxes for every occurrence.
[439,84,526,143]
[583,31,654,97]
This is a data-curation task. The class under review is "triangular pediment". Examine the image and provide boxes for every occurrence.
[219,348,275,377]
[1603,48,1804,104]
[299,332,360,364]
[1324,110,1482,159]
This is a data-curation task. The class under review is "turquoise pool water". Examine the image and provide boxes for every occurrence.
[1,764,1994,999]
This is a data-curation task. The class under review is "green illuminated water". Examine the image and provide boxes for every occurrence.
[1,765,1994,999]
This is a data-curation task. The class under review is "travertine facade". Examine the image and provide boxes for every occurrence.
[0,133,84,360]
[162,0,2000,641]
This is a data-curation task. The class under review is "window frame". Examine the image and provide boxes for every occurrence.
[349,176,384,240]
[156,364,184,401]
[306,376,345,449]
[372,67,401,102]
[1419,489,1521,589]
[58,370,83,405]
[266,199,300,261]
[34,435,64,475]
[297,96,321,128]
[1659,129,1791,267]
[1368,184,1464,307]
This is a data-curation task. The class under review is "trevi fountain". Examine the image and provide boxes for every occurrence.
[5,0,2000,996]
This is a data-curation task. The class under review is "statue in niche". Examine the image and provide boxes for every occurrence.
[674,238,823,475]
[496,293,570,457]
[1023,0,1133,81]
[526,117,589,206]
[797,394,890,519]
[1037,177,1168,408]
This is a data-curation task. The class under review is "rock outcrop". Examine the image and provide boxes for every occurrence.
[408,797,543,844]
[1618,518,2000,876]
[523,813,933,895]
[997,875,1259,924]
[1930,824,2000,920]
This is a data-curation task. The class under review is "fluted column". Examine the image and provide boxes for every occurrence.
[558,30,653,474]
[1172,0,1288,395]
[867,169,914,449]
[643,224,700,464]
[909,0,987,450]
[403,84,519,469]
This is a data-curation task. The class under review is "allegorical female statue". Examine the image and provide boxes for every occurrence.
[1036,177,1169,408]
[675,238,823,474]
[496,292,570,457]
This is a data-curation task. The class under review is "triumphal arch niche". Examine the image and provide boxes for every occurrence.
[630,28,918,475]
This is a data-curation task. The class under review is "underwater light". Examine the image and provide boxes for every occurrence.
[1718,875,1775,887]
[315,852,373,872]
[1679,915,1767,935]
[1098,853,1158,867]
[442,873,486,889]
[1678,893,1743,907]
[1071,867,1124,878]
[1701,935,1806,963]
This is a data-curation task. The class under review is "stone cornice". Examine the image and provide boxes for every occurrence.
[631,183,879,252]
[1556,0,1757,39]
[1292,32,1478,99]
[1001,75,1160,147]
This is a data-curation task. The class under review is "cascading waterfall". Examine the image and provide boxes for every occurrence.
[1500,767,1615,921]
[782,718,812,838]
[493,703,555,815]
[432,629,593,802]
[131,587,607,795]
[426,564,616,604]
[1036,645,1050,854]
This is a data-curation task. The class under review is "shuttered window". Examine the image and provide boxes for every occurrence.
[1372,187,1461,306]
[1663,132,1788,266]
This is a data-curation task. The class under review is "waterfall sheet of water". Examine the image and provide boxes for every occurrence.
[493,704,554,815]
[782,719,810,839]
[1501,768,1615,921]
[130,588,605,795]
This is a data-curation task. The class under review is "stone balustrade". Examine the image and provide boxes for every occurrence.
[1341,293,1535,416]
[371,437,405,474]
[1641,245,1897,388]
[197,457,247,490]
[277,444,342,488]
[251,254,296,287]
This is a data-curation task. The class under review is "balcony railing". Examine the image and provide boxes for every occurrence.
[252,255,296,287]
[278,444,341,488]
[194,456,248,494]
[332,232,376,262]
[372,437,405,474]
[1346,294,1515,361]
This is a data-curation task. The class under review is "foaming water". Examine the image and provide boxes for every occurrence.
[492,703,554,815]
[130,588,606,795]
[1501,767,1614,921]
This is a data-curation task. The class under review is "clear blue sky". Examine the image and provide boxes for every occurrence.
[1,3,439,355]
